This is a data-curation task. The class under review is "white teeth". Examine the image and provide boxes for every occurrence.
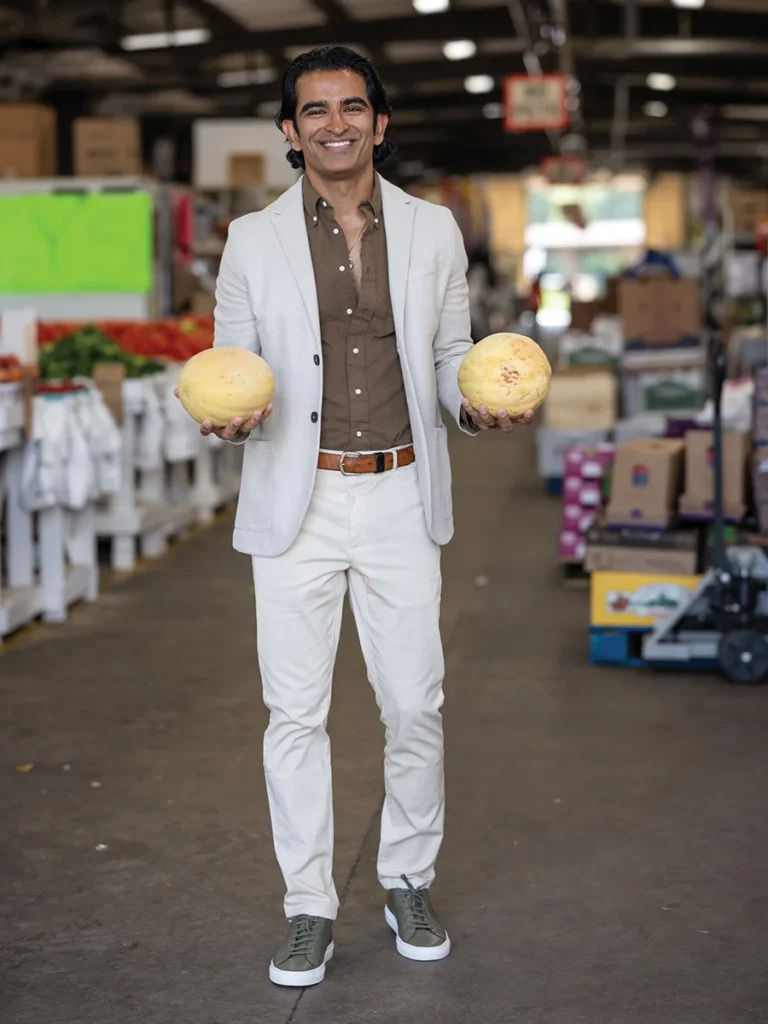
[324,141,351,148]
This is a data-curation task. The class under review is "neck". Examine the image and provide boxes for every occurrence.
[305,165,376,216]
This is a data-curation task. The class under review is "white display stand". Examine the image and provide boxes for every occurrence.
[94,377,197,572]
[92,372,242,571]
[0,404,99,643]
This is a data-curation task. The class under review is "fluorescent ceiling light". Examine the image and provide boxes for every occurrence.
[644,100,669,117]
[218,68,276,88]
[122,28,210,51]
[671,0,705,8]
[465,74,494,95]
[647,72,676,91]
[443,39,476,61]
[482,102,504,119]
[413,0,450,11]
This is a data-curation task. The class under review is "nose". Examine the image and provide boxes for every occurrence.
[327,108,347,134]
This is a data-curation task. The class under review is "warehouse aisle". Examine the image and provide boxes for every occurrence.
[2,427,767,1024]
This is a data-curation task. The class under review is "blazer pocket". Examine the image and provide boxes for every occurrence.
[408,260,443,281]
[434,425,453,520]
[235,438,274,534]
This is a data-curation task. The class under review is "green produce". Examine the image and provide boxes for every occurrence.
[38,325,165,381]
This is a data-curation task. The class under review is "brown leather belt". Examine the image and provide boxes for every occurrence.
[318,445,416,475]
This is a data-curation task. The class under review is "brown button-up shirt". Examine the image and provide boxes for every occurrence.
[302,174,412,452]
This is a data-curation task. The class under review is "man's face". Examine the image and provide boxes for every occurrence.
[282,69,388,180]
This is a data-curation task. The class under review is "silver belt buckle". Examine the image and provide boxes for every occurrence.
[339,451,362,476]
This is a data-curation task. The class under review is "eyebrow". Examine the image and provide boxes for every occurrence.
[299,96,370,115]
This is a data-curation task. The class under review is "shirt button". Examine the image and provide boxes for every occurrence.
[355,389,361,395]
[339,266,346,272]
[311,412,318,423]
[356,431,362,438]
[313,215,317,223]
[374,218,379,224]
[353,347,359,354]
[313,354,320,365]
[322,201,327,208]
[346,308,353,315]
[333,228,339,235]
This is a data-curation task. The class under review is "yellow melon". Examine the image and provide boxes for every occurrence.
[458,333,552,418]
[178,347,275,427]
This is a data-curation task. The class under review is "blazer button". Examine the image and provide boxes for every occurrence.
[311,412,318,423]
[313,354,320,365]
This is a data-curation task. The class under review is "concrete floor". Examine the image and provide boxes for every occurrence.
[2,427,768,1024]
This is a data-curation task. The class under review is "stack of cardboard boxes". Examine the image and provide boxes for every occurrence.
[0,106,142,179]
[0,104,57,178]
[618,275,705,418]
[72,118,142,177]
[558,445,614,563]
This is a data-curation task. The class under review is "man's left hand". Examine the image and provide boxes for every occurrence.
[462,398,535,432]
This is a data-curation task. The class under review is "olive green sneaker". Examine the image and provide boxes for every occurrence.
[385,875,451,962]
[269,915,334,987]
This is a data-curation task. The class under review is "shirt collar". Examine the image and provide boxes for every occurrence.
[302,173,383,226]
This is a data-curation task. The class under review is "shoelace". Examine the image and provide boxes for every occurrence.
[400,874,433,930]
[287,915,322,956]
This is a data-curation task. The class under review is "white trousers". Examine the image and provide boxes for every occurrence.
[251,461,445,921]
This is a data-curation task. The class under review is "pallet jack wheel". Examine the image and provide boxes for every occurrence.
[717,630,768,685]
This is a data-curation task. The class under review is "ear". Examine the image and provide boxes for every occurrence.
[281,119,302,153]
[373,113,389,145]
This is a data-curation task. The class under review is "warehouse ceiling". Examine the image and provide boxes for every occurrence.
[2,0,768,180]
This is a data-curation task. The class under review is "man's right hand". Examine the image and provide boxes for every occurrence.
[173,388,273,440]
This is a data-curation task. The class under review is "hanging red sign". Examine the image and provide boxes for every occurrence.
[504,74,569,133]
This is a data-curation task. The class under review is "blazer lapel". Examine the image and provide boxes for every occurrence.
[381,177,415,346]
[271,182,321,344]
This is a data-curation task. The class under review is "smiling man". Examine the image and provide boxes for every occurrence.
[197,45,533,987]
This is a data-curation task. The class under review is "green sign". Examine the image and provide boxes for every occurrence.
[0,191,153,294]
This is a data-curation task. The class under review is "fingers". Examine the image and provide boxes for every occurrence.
[496,409,515,433]
[221,417,244,441]
[241,403,272,432]
[173,387,180,399]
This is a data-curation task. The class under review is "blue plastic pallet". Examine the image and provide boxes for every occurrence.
[589,626,719,671]
[590,626,649,666]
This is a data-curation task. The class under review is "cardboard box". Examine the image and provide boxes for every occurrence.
[73,118,141,176]
[681,429,750,513]
[622,365,705,417]
[590,570,702,628]
[619,277,700,347]
[605,438,685,529]
[93,362,125,424]
[543,369,617,430]
[0,103,56,177]
[728,190,768,236]
[585,523,699,575]
[228,152,265,188]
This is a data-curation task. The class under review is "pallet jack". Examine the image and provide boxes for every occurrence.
[641,238,768,684]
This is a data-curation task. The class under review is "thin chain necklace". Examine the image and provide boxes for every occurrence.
[347,221,366,270]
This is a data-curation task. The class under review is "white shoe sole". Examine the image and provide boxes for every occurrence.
[269,941,334,987]
[385,906,451,962]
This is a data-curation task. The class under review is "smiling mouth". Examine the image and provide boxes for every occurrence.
[321,139,354,151]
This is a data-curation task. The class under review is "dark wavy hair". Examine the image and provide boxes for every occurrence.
[274,46,394,170]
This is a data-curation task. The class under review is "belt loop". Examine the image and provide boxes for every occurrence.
[392,448,399,471]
